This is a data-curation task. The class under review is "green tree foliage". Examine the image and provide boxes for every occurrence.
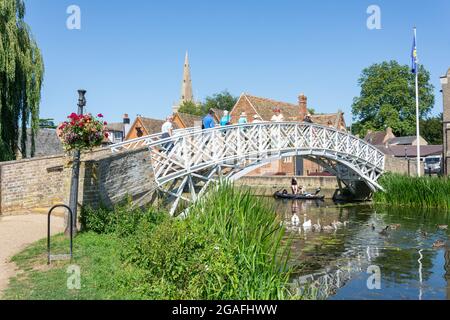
[352,61,434,137]
[178,101,204,116]
[203,90,238,112]
[0,0,44,161]
[420,113,443,145]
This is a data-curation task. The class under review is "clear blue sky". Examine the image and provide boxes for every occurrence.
[24,0,450,125]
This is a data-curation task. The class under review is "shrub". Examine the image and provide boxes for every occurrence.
[80,200,166,237]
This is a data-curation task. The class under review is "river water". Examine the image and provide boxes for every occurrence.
[270,198,450,300]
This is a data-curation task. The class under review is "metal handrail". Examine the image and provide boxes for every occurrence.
[47,205,73,265]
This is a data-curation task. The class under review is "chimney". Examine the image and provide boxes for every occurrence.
[298,93,307,119]
[123,113,131,138]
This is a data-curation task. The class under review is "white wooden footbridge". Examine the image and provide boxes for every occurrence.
[110,122,385,215]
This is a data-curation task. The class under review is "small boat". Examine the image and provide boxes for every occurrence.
[274,190,325,201]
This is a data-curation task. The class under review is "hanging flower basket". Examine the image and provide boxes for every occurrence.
[58,113,108,152]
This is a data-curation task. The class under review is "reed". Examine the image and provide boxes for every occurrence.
[374,173,450,209]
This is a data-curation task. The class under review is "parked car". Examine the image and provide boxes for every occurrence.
[424,155,442,175]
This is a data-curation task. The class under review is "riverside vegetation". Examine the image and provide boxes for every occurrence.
[374,173,450,209]
[4,184,296,300]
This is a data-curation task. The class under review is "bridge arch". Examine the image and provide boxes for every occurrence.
[111,122,385,215]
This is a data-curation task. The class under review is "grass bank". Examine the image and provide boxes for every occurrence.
[3,184,295,300]
[374,173,450,209]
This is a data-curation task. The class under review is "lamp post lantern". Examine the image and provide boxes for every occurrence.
[66,89,86,236]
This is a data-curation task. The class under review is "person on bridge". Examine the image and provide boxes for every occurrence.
[238,112,248,124]
[202,109,216,129]
[271,108,284,122]
[161,116,174,152]
[219,110,231,126]
[304,113,313,123]
[252,114,263,123]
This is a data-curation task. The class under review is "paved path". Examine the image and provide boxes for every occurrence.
[0,214,65,298]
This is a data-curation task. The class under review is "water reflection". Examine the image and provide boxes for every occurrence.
[271,198,450,300]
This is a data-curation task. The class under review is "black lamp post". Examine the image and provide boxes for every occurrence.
[66,90,86,236]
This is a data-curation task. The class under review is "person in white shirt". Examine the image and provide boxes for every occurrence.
[161,116,174,151]
[252,114,263,123]
[271,108,284,122]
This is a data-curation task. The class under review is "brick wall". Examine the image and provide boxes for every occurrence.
[0,148,157,215]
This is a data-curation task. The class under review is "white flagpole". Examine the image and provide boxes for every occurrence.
[414,27,421,177]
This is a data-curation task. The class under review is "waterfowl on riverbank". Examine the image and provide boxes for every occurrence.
[332,221,344,229]
[371,224,376,231]
[291,214,300,226]
[379,226,390,236]
[303,215,312,229]
[322,224,336,232]
[437,225,448,230]
[312,219,321,232]
[432,240,446,248]
[390,224,401,230]
[420,230,428,238]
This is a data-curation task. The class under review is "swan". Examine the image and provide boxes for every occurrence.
[312,219,322,232]
[303,214,312,228]
[332,221,344,228]
[322,224,335,232]
[291,214,300,226]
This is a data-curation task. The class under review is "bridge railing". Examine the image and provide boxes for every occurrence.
[111,122,384,186]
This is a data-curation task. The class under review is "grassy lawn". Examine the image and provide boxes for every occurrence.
[3,183,296,300]
[4,232,147,300]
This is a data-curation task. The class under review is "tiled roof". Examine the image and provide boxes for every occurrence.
[17,128,64,157]
[139,117,165,134]
[106,122,125,132]
[365,131,389,145]
[240,93,344,129]
[375,145,442,157]
[175,112,203,128]
[388,136,423,145]
[244,94,300,121]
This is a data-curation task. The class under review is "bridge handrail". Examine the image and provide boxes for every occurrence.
[111,121,385,160]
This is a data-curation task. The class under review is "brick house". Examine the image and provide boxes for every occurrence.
[126,116,165,140]
[229,93,347,176]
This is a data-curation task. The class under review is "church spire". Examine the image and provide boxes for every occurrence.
[180,51,194,104]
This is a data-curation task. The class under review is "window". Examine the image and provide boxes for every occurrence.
[114,131,123,142]
[136,127,143,137]
[283,157,292,163]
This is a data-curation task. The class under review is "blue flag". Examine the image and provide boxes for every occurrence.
[411,31,418,74]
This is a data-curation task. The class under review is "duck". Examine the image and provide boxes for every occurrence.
[291,214,300,226]
[420,230,428,238]
[437,225,448,230]
[371,224,376,231]
[432,240,446,248]
[379,226,390,236]
[390,224,401,230]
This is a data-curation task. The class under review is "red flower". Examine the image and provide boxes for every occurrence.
[105,132,109,138]
[97,113,104,118]
[104,121,108,125]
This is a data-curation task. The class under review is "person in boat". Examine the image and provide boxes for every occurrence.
[282,189,289,195]
[298,186,306,195]
[291,177,299,194]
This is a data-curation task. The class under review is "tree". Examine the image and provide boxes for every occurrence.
[178,101,203,116]
[203,90,238,112]
[0,0,44,161]
[420,113,443,145]
[351,61,434,137]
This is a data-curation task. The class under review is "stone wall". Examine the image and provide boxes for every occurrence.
[235,176,339,197]
[384,155,424,177]
[0,148,157,215]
